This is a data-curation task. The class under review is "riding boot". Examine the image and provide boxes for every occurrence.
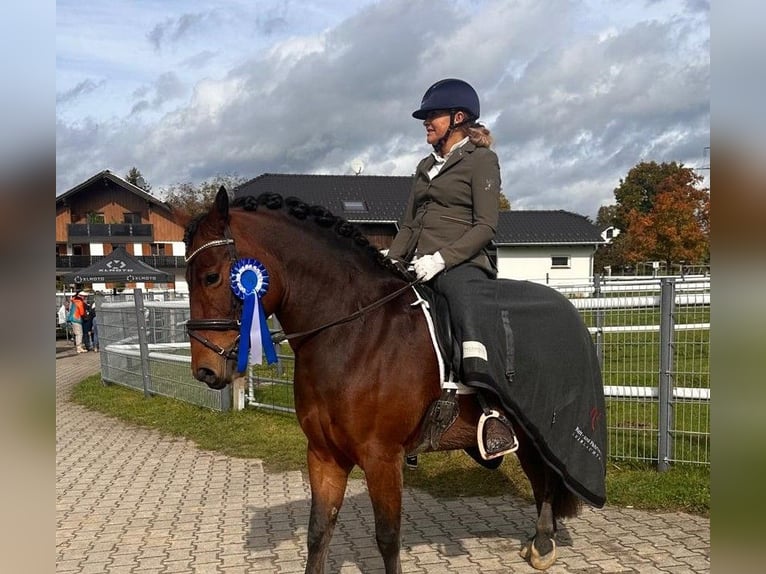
[475,392,518,460]
[482,414,518,457]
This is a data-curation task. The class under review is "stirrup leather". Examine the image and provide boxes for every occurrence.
[477,410,519,460]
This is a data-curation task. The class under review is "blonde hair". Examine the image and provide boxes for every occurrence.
[464,121,493,148]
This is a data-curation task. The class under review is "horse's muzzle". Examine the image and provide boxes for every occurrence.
[195,367,229,389]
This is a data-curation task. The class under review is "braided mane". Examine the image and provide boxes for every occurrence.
[184,192,410,280]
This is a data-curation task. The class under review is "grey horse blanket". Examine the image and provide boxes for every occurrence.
[424,277,607,508]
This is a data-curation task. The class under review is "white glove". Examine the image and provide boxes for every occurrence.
[413,252,445,281]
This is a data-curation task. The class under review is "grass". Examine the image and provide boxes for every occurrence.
[70,374,709,517]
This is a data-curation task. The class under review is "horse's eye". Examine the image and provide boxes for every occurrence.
[204,273,220,286]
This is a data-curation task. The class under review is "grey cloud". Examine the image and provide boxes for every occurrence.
[147,12,214,51]
[130,72,186,115]
[56,79,106,105]
[58,0,709,219]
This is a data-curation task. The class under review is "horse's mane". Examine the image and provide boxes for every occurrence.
[184,192,410,281]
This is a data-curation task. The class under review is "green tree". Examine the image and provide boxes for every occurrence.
[125,166,151,191]
[162,174,247,219]
[498,193,511,211]
[602,161,709,272]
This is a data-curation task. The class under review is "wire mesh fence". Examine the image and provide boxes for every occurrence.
[95,291,231,411]
[573,276,710,467]
[87,276,710,467]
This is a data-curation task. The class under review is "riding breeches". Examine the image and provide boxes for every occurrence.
[431,263,503,387]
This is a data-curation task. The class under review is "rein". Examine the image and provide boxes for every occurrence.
[186,234,419,355]
[270,280,417,343]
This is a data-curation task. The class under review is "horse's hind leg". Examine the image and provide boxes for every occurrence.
[516,438,558,570]
[363,452,404,574]
[305,449,351,574]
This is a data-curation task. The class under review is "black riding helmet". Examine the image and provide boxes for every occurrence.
[413,78,480,152]
[412,78,480,120]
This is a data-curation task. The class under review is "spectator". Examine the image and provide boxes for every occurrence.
[81,292,95,351]
[67,292,87,353]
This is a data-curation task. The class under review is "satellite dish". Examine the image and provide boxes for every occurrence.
[135,175,146,189]
[351,159,364,175]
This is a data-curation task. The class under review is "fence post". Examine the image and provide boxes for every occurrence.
[593,273,604,368]
[133,288,152,398]
[657,278,676,471]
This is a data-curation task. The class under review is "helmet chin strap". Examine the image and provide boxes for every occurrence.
[432,110,470,155]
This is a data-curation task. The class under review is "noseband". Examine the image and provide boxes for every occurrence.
[184,233,242,360]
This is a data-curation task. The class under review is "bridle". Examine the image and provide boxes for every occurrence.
[185,226,419,360]
[184,225,242,360]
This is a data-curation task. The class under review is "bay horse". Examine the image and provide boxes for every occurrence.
[185,188,585,573]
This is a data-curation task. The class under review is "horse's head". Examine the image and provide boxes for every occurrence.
[184,187,283,388]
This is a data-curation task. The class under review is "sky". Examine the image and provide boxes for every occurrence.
[55,0,710,219]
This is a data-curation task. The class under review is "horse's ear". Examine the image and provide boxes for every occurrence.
[215,186,229,220]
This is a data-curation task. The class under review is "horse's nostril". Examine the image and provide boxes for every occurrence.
[195,367,217,385]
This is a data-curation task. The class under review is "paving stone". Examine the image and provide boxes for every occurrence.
[55,339,710,574]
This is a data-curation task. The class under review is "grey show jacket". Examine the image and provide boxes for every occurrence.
[388,141,501,275]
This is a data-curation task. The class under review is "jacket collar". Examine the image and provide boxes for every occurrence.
[417,141,477,180]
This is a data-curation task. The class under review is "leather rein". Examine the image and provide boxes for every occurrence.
[185,231,418,359]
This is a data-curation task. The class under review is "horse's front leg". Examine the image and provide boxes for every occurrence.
[305,448,351,574]
[363,449,405,574]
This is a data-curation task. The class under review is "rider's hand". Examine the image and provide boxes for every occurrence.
[413,252,445,282]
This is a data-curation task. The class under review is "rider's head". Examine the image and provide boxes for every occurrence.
[412,79,487,153]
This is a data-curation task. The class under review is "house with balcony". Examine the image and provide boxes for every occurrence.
[56,170,187,291]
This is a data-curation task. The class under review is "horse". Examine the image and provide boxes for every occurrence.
[184,188,591,574]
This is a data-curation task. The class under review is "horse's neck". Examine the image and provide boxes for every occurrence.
[277,263,402,340]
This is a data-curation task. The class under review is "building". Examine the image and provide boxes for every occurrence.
[56,170,186,291]
[56,171,604,293]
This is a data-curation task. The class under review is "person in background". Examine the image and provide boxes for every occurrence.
[90,298,99,352]
[388,78,516,463]
[81,292,94,351]
[67,291,87,353]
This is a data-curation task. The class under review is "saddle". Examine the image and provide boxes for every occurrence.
[409,284,518,464]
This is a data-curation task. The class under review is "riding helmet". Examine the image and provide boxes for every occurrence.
[412,78,480,120]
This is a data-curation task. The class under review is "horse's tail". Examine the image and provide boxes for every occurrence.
[553,480,582,519]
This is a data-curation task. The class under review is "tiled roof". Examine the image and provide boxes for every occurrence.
[235,173,412,222]
[234,173,603,245]
[495,210,604,245]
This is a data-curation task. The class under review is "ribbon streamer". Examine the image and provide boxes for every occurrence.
[230,258,278,371]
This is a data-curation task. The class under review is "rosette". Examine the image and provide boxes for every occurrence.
[230,258,278,371]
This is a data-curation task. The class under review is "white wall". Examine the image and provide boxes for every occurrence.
[496,245,595,286]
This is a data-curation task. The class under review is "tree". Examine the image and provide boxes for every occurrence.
[162,174,247,219]
[595,204,618,228]
[600,161,709,272]
[498,193,511,211]
[125,166,151,192]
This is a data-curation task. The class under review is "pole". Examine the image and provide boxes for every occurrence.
[133,288,152,397]
[657,278,675,471]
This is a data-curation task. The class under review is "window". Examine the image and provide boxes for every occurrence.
[551,256,570,268]
[342,200,368,213]
[87,212,105,223]
[150,243,167,255]
[124,212,141,224]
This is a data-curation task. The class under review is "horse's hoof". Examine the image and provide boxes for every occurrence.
[529,537,556,570]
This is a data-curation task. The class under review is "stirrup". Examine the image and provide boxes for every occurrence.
[477,409,519,460]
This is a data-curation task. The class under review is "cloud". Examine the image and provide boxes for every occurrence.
[56,78,106,105]
[147,11,214,52]
[56,0,709,219]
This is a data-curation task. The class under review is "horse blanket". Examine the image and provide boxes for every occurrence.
[425,277,607,508]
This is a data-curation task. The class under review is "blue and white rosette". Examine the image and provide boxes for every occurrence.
[230,258,278,371]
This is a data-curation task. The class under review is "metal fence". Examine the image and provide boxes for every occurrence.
[89,276,710,468]
[96,289,231,411]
